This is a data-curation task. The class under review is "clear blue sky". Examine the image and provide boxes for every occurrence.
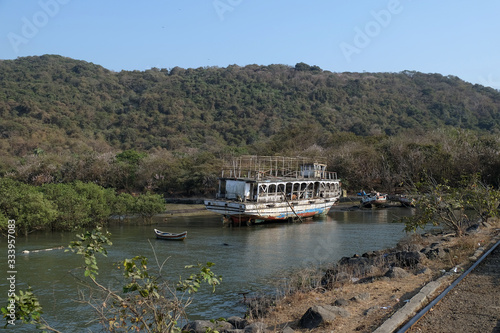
[1,0,499,89]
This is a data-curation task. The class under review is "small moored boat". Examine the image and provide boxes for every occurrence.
[360,192,387,208]
[397,195,416,207]
[154,229,187,240]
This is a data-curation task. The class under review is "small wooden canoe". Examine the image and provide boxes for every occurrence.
[154,229,187,241]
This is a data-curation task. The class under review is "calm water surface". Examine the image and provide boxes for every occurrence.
[1,207,415,332]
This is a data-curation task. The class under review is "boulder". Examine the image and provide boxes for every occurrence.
[386,251,425,268]
[422,246,449,260]
[215,321,237,332]
[182,320,217,333]
[351,292,370,302]
[300,305,338,329]
[465,223,480,233]
[228,316,248,329]
[183,320,234,333]
[333,298,349,306]
[416,266,432,275]
[244,322,266,333]
[384,267,410,279]
[321,269,350,287]
[328,305,350,318]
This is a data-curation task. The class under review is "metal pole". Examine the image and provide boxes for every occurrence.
[397,238,500,332]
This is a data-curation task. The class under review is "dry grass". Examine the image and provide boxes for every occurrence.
[251,219,500,332]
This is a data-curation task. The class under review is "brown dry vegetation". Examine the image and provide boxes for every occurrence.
[248,219,500,333]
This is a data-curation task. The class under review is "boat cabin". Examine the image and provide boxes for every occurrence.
[216,178,340,203]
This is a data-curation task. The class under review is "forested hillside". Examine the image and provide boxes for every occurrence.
[1,55,500,194]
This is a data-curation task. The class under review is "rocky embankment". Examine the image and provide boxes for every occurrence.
[182,219,499,333]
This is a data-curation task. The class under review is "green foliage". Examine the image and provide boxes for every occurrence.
[1,55,500,160]
[1,288,55,332]
[4,228,222,333]
[2,56,500,194]
[39,183,93,230]
[400,174,500,236]
[131,192,165,224]
[66,230,222,333]
[112,192,136,217]
[72,181,116,225]
[116,150,147,165]
[0,179,58,235]
[67,227,112,278]
[0,179,169,234]
[177,262,222,294]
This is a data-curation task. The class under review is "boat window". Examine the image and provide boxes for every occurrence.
[259,184,268,196]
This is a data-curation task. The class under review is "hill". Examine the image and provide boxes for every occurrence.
[1,55,500,193]
[1,55,499,154]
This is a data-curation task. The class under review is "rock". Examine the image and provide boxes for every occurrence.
[183,320,217,333]
[362,251,377,258]
[335,271,351,282]
[357,276,377,284]
[215,321,237,332]
[244,322,266,333]
[423,246,449,260]
[416,266,432,275]
[408,243,424,252]
[333,298,349,306]
[386,251,426,268]
[321,269,350,287]
[385,267,410,279]
[363,306,379,316]
[351,292,370,302]
[466,224,480,233]
[183,320,234,333]
[481,221,491,228]
[282,327,295,333]
[300,305,337,329]
[328,306,350,318]
[228,316,248,329]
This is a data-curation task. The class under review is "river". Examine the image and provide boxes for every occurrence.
[1,206,415,332]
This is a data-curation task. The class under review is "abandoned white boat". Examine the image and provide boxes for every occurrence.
[204,156,342,225]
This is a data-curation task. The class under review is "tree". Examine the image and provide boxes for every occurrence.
[0,179,58,236]
[131,192,165,224]
[72,181,116,225]
[400,175,500,236]
[39,183,93,230]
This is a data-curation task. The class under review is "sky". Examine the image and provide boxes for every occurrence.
[0,0,499,89]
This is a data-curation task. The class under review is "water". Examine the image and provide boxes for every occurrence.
[1,207,415,332]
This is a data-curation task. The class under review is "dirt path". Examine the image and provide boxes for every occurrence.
[408,243,500,333]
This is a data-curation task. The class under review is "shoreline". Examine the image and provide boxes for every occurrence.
[180,216,500,332]
[242,221,500,332]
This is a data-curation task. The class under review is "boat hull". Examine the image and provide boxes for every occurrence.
[154,229,187,240]
[360,193,388,208]
[204,198,337,224]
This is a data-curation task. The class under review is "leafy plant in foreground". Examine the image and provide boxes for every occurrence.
[2,227,222,332]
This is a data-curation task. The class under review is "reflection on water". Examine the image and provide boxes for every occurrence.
[0,207,415,332]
